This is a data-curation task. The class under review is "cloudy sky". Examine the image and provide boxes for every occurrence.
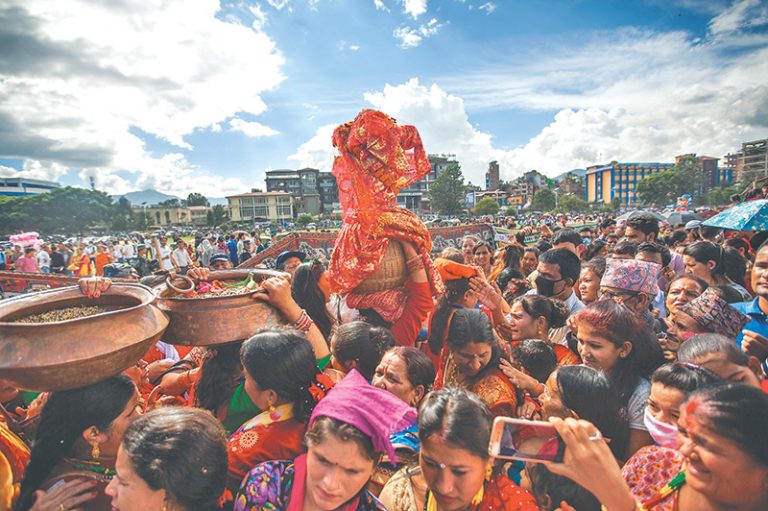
[1,0,767,197]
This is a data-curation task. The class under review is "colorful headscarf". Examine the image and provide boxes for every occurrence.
[601,258,660,296]
[433,258,479,282]
[309,370,417,463]
[678,288,750,340]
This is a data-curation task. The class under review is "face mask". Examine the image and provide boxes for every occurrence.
[536,275,563,297]
[643,407,678,449]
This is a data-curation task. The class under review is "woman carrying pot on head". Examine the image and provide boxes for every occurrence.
[226,329,334,494]
[234,370,416,511]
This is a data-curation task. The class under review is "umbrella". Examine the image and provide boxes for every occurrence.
[664,211,702,226]
[701,199,768,231]
[615,210,666,222]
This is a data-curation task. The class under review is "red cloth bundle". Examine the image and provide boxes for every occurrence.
[328,109,443,301]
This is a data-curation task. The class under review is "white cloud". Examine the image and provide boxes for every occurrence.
[265,0,291,9]
[709,0,768,36]
[229,118,280,137]
[288,124,337,171]
[478,2,496,14]
[393,18,442,48]
[403,0,427,19]
[249,3,268,30]
[0,0,284,196]
[374,0,389,12]
[338,40,362,51]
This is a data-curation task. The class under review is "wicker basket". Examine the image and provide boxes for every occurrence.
[354,240,407,294]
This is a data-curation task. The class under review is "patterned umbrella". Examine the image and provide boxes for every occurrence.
[701,199,768,231]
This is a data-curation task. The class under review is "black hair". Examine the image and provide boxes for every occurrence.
[539,248,581,283]
[610,240,638,257]
[292,261,334,340]
[685,383,768,467]
[664,230,688,246]
[651,363,720,393]
[429,277,472,355]
[683,241,747,287]
[382,347,436,392]
[472,241,493,256]
[17,376,136,511]
[677,333,750,367]
[509,339,557,383]
[599,218,616,230]
[122,408,227,511]
[723,238,750,258]
[332,321,395,381]
[418,387,492,459]
[195,342,243,416]
[527,464,601,511]
[709,285,744,304]
[554,365,629,459]
[439,247,465,263]
[667,273,709,293]
[626,214,659,239]
[241,328,323,423]
[515,294,569,329]
[582,256,607,278]
[552,229,582,247]
[700,226,722,241]
[582,239,607,261]
[444,308,504,385]
[535,240,552,253]
[523,247,540,258]
[637,242,671,268]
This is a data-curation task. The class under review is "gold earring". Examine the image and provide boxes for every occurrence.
[91,441,100,460]
[268,403,276,414]
[485,463,493,481]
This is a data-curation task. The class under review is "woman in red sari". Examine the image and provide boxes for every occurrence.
[226,329,333,495]
[433,308,518,418]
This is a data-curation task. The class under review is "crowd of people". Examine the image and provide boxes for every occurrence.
[2,211,768,511]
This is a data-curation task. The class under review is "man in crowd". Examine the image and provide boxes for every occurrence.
[14,247,39,273]
[623,214,659,244]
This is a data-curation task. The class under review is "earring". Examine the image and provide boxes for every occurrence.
[485,463,493,481]
[91,441,100,460]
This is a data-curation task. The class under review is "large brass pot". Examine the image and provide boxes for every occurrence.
[0,283,168,391]
[154,269,287,346]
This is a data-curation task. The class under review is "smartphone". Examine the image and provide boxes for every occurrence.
[488,417,565,463]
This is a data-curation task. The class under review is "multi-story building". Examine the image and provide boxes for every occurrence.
[396,154,457,212]
[723,139,768,182]
[265,167,338,214]
[485,161,500,191]
[674,154,732,197]
[0,177,60,197]
[586,162,674,206]
[227,191,294,222]
[135,205,211,227]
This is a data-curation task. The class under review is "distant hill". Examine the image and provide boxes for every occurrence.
[114,189,180,206]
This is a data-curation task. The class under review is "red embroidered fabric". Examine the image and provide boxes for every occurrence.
[328,109,443,299]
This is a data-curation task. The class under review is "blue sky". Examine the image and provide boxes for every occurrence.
[0,0,766,197]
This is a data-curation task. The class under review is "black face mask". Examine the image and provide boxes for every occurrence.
[536,275,564,297]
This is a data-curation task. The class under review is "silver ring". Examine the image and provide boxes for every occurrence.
[588,431,603,441]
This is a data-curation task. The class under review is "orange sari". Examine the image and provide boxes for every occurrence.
[434,351,518,418]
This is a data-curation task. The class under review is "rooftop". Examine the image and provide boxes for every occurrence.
[226,191,293,199]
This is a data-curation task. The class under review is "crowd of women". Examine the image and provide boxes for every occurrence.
[2,212,768,511]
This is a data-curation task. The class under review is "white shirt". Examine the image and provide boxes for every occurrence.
[171,247,193,267]
[36,250,50,268]
[123,243,135,259]
[158,245,173,271]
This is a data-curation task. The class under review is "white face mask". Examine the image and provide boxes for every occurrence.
[643,407,679,449]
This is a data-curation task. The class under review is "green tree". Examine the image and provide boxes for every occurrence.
[159,198,182,208]
[429,162,466,215]
[610,197,622,211]
[296,213,313,227]
[0,187,115,234]
[474,198,499,215]
[555,195,588,213]
[111,196,134,231]
[635,155,700,207]
[186,193,209,207]
[531,189,556,211]
[207,204,228,226]
[132,211,151,230]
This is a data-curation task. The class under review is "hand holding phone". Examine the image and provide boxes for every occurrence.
[488,417,565,463]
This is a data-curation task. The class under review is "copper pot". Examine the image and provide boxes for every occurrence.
[154,269,288,345]
[0,283,168,391]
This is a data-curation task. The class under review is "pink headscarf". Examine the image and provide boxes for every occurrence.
[309,370,417,463]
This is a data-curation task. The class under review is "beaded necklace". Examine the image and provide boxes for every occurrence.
[641,470,686,510]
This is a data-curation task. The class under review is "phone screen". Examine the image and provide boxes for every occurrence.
[489,418,565,463]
